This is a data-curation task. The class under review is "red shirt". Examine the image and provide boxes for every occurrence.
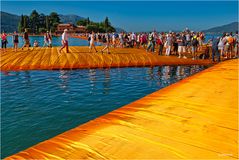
[1,33,7,40]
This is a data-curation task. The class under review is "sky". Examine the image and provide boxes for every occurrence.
[1,1,238,32]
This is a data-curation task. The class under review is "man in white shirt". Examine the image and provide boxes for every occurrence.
[59,29,69,53]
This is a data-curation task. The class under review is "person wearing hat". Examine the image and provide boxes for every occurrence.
[59,29,69,53]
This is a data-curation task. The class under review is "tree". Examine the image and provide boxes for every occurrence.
[77,19,87,26]
[18,14,24,32]
[86,24,98,32]
[104,17,110,30]
[39,28,46,33]
[86,17,90,25]
[45,15,50,31]
[39,13,46,29]
[30,10,39,33]
[23,15,29,30]
[49,12,60,24]
[49,12,60,32]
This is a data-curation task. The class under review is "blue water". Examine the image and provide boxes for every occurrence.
[5,36,102,47]
[4,34,219,48]
[1,65,208,158]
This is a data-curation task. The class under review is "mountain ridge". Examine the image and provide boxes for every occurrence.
[1,11,237,33]
[202,22,238,33]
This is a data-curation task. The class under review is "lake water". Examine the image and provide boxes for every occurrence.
[5,36,102,47]
[4,34,219,48]
[1,65,209,158]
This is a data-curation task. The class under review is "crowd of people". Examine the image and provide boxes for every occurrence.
[85,29,238,61]
[1,29,53,52]
[1,28,238,62]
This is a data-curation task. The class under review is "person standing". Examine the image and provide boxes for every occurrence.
[46,31,52,47]
[43,32,49,47]
[211,37,220,62]
[21,28,30,50]
[157,35,163,55]
[146,32,154,52]
[1,31,8,52]
[136,33,141,49]
[118,32,124,48]
[218,34,226,59]
[165,33,172,56]
[172,33,178,55]
[191,34,198,60]
[233,31,238,58]
[12,31,19,52]
[112,32,116,48]
[59,29,69,53]
[177,33,187,59]
[89,31,98,53]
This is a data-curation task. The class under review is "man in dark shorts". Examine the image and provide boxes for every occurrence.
[21,28,30,50]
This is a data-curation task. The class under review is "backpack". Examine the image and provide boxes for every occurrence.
[156,38,162,45]
[192,37,198,46]
[228,37,234,44]
[148,34,153,41]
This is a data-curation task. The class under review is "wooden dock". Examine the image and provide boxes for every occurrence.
[5,59,238,159]
[0,46,213,71]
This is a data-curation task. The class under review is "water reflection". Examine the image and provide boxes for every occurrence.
[103,69,110,95]
[1,65,208,158]
[59,70,69,92]
[89,69,97,94]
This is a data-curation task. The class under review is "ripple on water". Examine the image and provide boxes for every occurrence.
[1,65,209,158]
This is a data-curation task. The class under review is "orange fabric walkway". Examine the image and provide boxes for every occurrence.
[6,59,238,159]
[0,46,212,71]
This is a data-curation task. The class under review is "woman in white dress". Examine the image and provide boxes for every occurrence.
[89,31,98,53]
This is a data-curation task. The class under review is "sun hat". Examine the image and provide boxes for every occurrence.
[64,29,68,32]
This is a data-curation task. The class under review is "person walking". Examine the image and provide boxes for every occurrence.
[101,33,110,54]
[59,29,69,53]
[21,28,30,50]
[89,31,98,53]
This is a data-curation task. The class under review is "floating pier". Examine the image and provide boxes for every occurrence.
[1,46,212,71]
[5,59,238,159]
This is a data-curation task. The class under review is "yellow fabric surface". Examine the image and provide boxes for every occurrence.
[1,46,212,71]
[6,59,238,159]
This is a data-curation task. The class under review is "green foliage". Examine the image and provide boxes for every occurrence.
[86,24,98,32]
[13,10,116,34]
[39,28,46,33]
[16,10,60,34]
[77,19,87,26]
[76,16,115,33]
